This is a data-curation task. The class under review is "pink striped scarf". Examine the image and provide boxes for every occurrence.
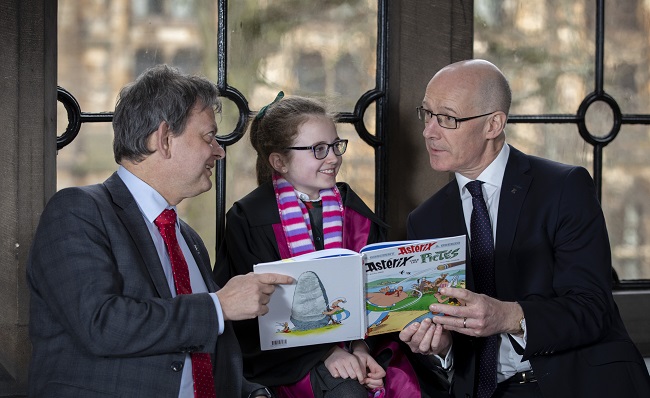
[272,172,344,256]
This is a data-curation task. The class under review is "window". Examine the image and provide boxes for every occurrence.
[475,0,650,283]
[57,0,381,262]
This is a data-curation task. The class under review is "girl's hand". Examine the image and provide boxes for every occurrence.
[351,341,386,389]
[323,346,365,382]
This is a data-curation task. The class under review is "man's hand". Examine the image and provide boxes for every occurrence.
[427,287,523,337]
[216,272,293,321]
[399,317,452,356]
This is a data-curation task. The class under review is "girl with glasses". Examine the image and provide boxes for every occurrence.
[214,93,422,398]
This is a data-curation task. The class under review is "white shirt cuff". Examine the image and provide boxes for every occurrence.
[209,293,225,335]
[433,344,454,370]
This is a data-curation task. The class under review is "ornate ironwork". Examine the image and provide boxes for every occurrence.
[57,86,113,150]
[55,0,648,288]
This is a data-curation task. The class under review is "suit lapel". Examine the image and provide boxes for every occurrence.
[180,225,218,292]
[440,182,467,237]
[495,146,531,293]
[104,173,173,299]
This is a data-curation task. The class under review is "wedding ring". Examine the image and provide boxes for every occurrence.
[463,317,467,328]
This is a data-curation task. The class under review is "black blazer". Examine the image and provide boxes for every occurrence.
[214,181,388,386]
[407,146,650,398]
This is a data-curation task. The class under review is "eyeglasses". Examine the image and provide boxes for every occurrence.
[416,106,495,129]
[286,139,348,160]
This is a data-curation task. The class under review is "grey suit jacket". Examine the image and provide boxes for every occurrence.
[27,172,262,397]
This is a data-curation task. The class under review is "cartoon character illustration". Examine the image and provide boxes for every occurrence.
[367,285,409,308]
[367,310,390,333]
[381,285,404,296]
[290,271,332,330]
[432,273,450,303]
[412,277,436,294]
[276,322,292,333]
[433,273,461,305]
[323,298,350,324]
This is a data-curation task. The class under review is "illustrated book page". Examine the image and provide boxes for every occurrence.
[253,235,467,349]
[254,249,366,351]
[363,235,466,336]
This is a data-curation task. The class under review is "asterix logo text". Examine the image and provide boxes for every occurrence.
[365,256,414,272]
[365,246,461,272]
[398,242,436,255]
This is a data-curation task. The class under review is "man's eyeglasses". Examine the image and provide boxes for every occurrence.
[286,139,348,160]
[416,106,495,129]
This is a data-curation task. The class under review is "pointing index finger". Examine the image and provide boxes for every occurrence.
[258,273,294,285]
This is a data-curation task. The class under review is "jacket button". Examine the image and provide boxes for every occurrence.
[171,361,184,372]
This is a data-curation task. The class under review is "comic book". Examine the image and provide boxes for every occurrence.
[253,235,466,350]
[363,236,466,336]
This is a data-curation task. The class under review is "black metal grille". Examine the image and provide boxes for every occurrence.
[57,0,389,257]
[56,0,648,288]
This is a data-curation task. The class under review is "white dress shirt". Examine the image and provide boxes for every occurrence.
[454,144,532,382]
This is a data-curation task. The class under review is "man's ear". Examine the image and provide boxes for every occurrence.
[150,121,173,158]
[269,152,288,174]
[485,111,508,139]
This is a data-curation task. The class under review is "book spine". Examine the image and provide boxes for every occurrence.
[361,253,369,339]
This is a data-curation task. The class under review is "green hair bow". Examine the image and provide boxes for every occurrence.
[255,91,284,121]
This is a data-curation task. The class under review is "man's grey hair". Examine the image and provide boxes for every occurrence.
[112,64,221,163]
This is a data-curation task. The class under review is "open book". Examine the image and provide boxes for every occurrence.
[253,235,466,350]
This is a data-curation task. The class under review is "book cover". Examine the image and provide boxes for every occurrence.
[363,236,466,336]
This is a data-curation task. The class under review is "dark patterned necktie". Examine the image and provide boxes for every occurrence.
[155,209,216,398]
[466,181,498,398]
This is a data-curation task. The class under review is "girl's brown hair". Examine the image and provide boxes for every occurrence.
[249,94,336,185]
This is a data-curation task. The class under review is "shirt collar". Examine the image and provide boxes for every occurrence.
[294,189,322,202]
[456,143,510,196]
[117,166,176,224]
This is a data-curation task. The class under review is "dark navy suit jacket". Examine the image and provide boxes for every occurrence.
[407,145,650,398]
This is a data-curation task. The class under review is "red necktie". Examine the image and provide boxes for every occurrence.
[154,209,216,398]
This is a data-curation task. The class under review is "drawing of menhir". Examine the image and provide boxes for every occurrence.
[290,271,349,330]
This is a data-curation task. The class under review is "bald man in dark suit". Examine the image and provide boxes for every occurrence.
[400,59,650,398]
